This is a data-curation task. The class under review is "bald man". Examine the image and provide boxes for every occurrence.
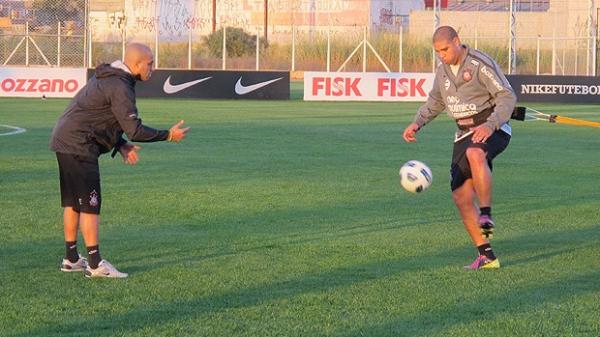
[402,26,516,270]
[50,43,189,278]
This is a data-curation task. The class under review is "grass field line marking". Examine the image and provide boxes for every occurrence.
[0,124,27,136]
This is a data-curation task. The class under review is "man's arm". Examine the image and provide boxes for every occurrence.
[108,80,170,142]
[478,63,517,130]
[412,74,446,128]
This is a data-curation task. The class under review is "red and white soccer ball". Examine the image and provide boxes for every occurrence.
[399,160,433,193]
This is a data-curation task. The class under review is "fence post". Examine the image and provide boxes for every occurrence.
[536,35,540,75]
[398,24,403,73]
[155,22,159,67]
[188,24,192,69]
[291,24,296,71]
[256,28,260,70]
[432,0,440,72]
[508,0,516,74]
[222,27,227,70]
[552,37,556,75]
[83,0,87,68]
[88,24,92,68]
[362,26,367,72]
[327,26,331,72]
[587,0,594,76]
[25,21,29,66]
[575,39,579,75]
[57,22,61,67]
[122,23,126,61]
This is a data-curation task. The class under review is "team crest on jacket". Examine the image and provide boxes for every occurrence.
[444,78,451,90]
[463,68,473,82]
[89,190,99,207]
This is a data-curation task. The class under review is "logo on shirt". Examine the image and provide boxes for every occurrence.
[444,78,451,91]
[446,96,477,117]
[480,66,504,91]
[463,68,473,82]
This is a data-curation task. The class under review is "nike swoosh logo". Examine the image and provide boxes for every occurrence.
[235,77,283,95]
[163,76,212,94]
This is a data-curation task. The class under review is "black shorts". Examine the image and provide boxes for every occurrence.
[450,130,510,191]
[56,153,101,214]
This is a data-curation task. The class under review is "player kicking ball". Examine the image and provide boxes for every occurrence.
[402,26,516,270]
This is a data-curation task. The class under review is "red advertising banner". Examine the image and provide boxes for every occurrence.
[0,67,87,98]
[304,72,434,102]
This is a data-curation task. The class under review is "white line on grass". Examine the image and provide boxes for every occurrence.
[0,124,27,136]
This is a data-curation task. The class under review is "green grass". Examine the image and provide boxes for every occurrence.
[1,94,599,337]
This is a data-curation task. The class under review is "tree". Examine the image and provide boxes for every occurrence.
[203,27,266,58]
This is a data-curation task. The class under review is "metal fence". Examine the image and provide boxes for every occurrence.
[0,0,597,75]
[0,0,86,67]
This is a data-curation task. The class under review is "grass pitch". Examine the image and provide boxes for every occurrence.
[1,91,599,337]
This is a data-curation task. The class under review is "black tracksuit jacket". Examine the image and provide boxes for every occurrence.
[50,64,168,158]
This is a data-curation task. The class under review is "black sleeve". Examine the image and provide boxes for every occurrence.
[110,137,128,158]
[107,78,169,142]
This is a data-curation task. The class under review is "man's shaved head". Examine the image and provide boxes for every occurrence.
[123,43,154,81]
[433,26,459,43]
[124,43,153,65]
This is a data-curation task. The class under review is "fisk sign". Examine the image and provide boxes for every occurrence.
[0,67,87,98]
[304,72,434,102]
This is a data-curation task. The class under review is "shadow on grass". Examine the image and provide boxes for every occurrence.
[7,225,599,337]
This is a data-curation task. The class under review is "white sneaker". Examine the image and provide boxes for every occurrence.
[60,255,88,272]
[84,259,128,278]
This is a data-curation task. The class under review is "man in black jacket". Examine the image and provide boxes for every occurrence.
[50,43,189,278]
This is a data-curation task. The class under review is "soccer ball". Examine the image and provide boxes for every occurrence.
[399,160,433,193]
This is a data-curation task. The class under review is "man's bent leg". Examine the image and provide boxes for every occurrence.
[453,180,500,269]
[453,179,499,269]
[466,147,495,238]
[452,179,487,247]
[465,147,492,208]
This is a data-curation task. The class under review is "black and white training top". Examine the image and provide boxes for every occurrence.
[412,45,517,142]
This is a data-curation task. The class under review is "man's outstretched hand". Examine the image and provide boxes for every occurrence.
[168,120,190,143]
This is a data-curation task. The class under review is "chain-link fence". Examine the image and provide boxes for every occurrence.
[0,0,86,67]
[0,0,598,75]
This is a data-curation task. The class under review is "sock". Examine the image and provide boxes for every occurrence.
[480,206,492,217]
[477,243,496,260]
[65,241,79,263]
[87,245,102,269]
